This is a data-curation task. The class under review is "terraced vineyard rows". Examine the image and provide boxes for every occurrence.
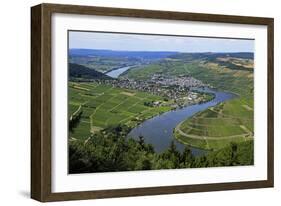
[174,97,254,150]
[69,82,172,140]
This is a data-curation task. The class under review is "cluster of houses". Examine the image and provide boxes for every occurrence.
[94,74,211,107]
[150,74,206,88]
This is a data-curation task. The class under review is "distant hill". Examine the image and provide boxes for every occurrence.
[69,63,112,80]
[122,52,254,96]
[170,52,254,61]
[69,49,178,59]
[169,52,254,71]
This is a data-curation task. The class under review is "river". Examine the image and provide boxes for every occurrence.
[128,88,236,156]
[105,66,134,78]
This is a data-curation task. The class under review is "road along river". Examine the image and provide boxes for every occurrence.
[128,88,236,156]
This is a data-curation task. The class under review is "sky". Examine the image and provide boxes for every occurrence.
[69,31,254,53]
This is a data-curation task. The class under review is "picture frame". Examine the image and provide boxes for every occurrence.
[31,3,274,202]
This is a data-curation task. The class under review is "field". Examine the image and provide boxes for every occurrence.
[69,82,172,140]
[174,97,254,150]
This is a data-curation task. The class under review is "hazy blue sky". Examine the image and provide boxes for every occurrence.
[69,31,254,53]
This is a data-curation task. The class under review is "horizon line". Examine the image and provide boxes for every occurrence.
[69,48,254,54]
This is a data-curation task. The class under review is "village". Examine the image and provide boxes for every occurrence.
[94,74,214,108]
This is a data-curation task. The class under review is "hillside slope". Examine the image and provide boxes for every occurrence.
[122,52,254,96]
[69,63,112,80]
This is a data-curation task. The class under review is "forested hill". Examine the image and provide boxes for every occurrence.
[69,49,178,59]
[69,63,112,80]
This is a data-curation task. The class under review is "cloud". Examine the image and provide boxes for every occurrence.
[69,31,254,53]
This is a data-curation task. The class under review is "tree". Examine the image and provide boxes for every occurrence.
[181,146,193,167]
[167,141,181,168]
[138,135,145,149]
[141,158,152,170]
[69,110,83,132]
[169,141,177,154]
[230,142,238,166]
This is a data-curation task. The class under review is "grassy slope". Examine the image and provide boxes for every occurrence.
[174,97,254,150]
[69,82,172,140]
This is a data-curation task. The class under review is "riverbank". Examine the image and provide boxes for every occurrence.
[128,89,236,155]
[173,94,253,151]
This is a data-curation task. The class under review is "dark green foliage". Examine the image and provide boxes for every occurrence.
[69,63,112,80]
[69,109,83,132]
[143,101,154,107]
[191,140,254,167]
[69,125,254,173]
[180,147,194,167]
